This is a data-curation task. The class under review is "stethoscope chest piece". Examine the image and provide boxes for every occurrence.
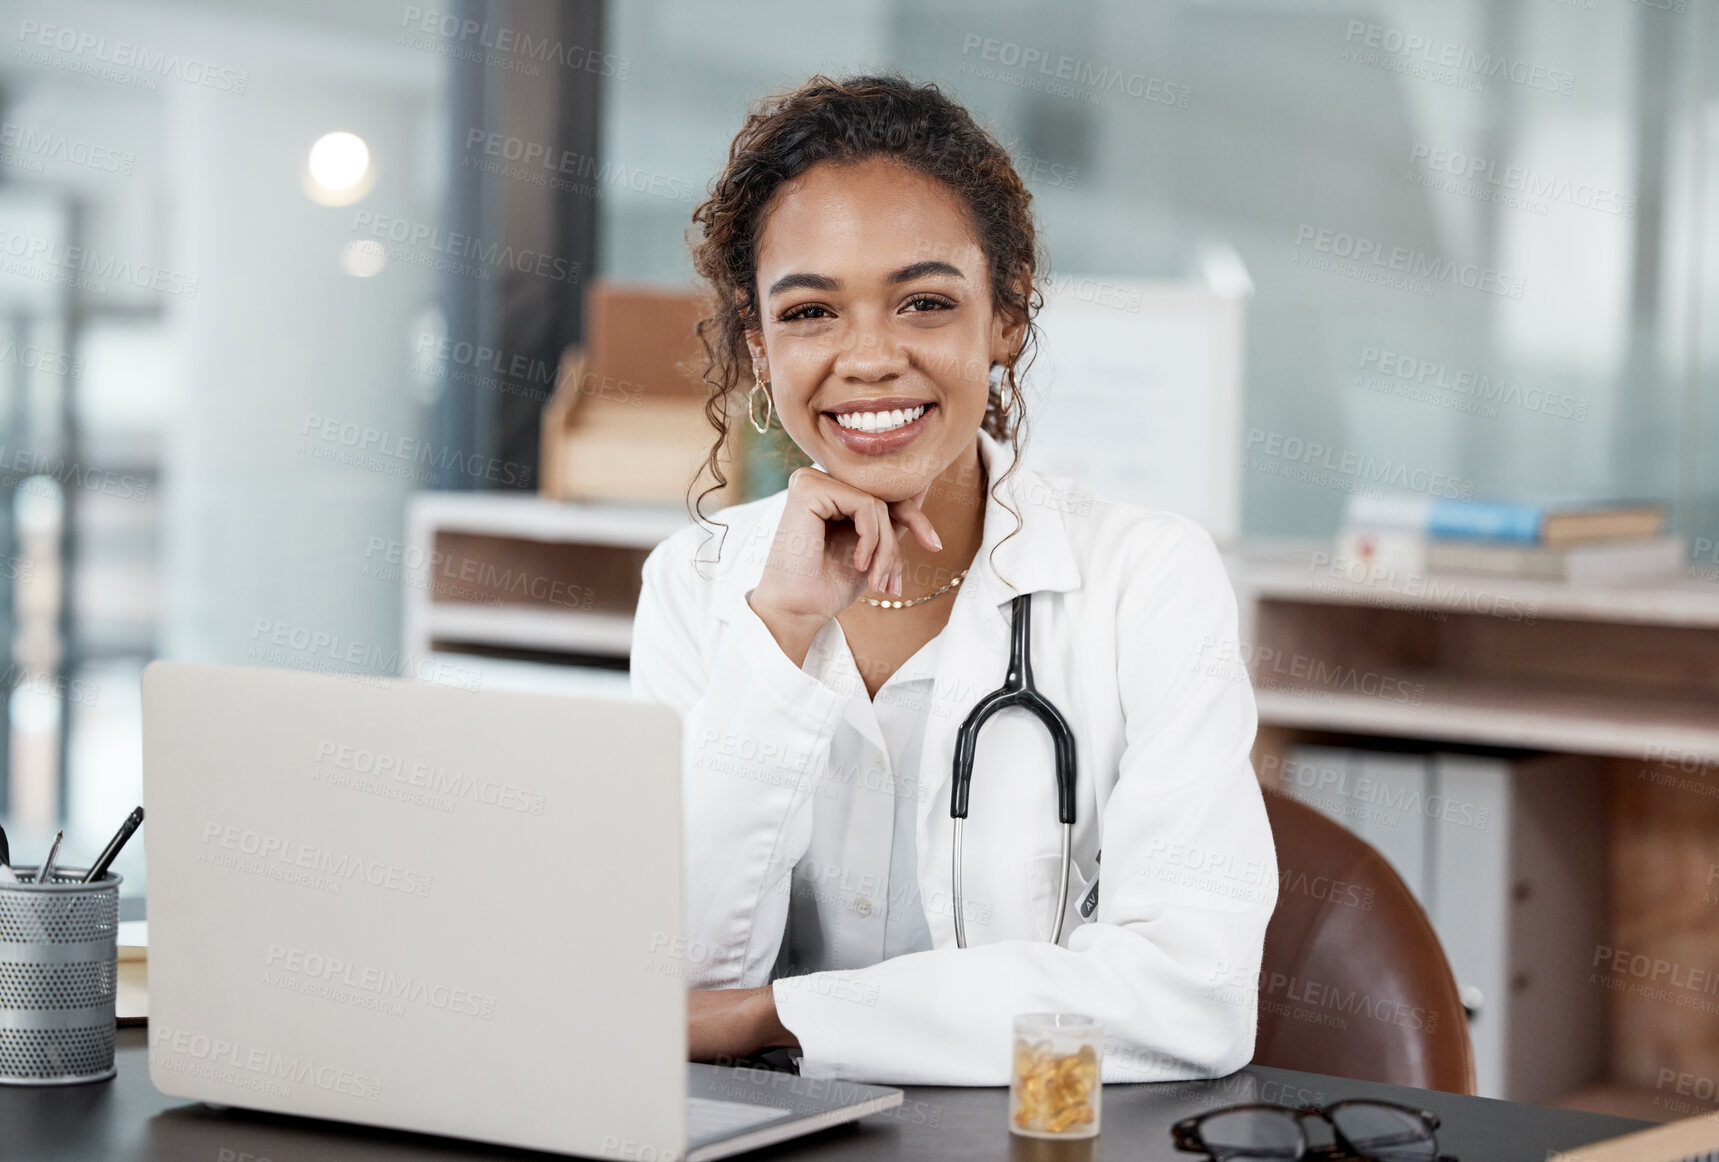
[949,592,1077,948]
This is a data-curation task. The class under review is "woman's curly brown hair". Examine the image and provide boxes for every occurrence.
[686,72,1045,564]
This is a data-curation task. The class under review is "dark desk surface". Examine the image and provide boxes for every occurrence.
[5,1028,1648,1161]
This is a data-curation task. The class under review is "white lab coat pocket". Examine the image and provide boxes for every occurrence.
[1024,852,1091,944]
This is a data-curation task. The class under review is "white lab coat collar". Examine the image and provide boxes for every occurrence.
[708,428,1083,622]
[965,426,1083,610]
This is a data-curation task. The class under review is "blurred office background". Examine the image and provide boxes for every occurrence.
[0,0,1713,1098]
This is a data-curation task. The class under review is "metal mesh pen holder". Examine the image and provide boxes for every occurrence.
[0,868,120,1084]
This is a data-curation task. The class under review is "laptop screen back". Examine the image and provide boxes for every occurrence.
[142,661,687,1159]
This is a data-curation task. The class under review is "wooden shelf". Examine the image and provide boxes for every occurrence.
[403,494,696,675]
[1234,542,1719,629]
[407,492,690,548]
[425,604,635,657]
[1238,540,1719,1105]
[1256,672,1719,763]
[418,651,633,700]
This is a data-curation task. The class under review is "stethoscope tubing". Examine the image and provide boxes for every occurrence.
[949,593,1078,949]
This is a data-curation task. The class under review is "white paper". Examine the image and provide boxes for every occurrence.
[1025,279,1244,543]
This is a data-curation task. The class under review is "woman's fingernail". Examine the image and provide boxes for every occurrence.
[930,529,944,551]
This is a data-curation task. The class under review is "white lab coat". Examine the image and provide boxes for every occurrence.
[630,429,1276,1086]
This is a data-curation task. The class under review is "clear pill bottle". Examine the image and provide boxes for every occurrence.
[1010,1013,1102,1139]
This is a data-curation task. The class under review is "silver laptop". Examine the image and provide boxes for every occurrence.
[141,660,900,1160]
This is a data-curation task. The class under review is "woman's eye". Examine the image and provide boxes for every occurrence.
[903,295,955,313]
[780,303,831,322]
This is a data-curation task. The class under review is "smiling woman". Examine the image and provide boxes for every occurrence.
[689,75,1040,523]
[628,74,1277,1088]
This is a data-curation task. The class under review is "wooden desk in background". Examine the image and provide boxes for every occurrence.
[1233,543,1719,1120]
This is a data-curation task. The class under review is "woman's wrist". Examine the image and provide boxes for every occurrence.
[751,982,798,1051]
[748,594,828,668]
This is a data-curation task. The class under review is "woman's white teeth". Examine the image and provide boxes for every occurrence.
[835,405,926,433]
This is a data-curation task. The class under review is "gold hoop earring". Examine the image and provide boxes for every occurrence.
[999,363,1017,416]
[989,361,1012,416]
[748,369,774,434]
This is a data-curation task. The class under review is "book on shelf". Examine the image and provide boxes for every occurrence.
[1343,494,1666,546]
[1333,527,1427,577]
[1331,528,1687,584]
[1425,534,1687,583]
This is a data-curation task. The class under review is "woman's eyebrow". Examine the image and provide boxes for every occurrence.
[768,272,837,296]
[767,260,967,298]
[888,259,964,284]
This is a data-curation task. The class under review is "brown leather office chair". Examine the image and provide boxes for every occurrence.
[1252,789,1477,1094]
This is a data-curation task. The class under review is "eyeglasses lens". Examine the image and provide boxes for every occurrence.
[1197,1108,1305,1160]
[1328,1105,1438,1162]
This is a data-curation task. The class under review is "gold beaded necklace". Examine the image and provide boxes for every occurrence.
[859,567,970,610]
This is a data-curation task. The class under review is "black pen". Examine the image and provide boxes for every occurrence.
[38,830,63,884]
[83,806,145,884]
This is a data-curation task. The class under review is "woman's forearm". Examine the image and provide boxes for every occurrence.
[688,986,801,1061]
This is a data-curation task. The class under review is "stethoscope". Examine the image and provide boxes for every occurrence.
[948,592,1081,948]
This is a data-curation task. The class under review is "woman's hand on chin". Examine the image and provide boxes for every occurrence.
[688,985,799,1062]
[748,466,941,666]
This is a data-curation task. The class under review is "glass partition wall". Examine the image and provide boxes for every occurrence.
[600,0,1717,546]
[0,0,449,908]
